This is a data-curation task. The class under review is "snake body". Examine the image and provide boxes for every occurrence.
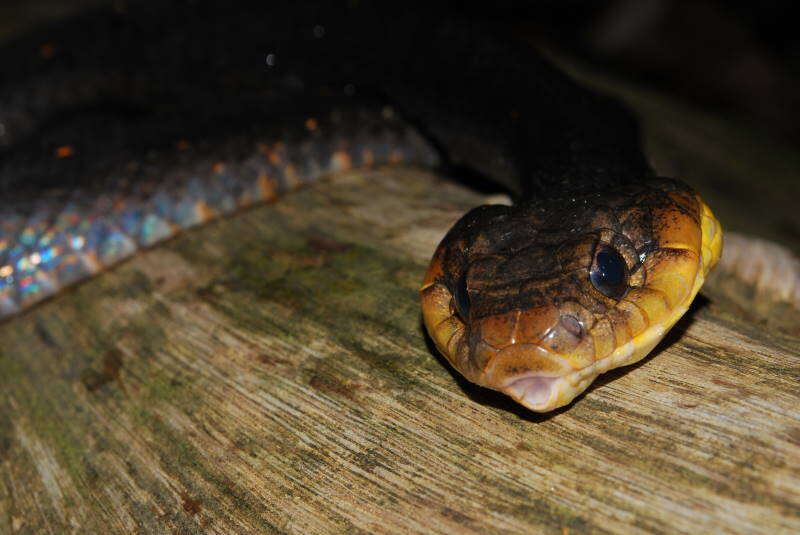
[0,106,438,316]
[0,2,721,412]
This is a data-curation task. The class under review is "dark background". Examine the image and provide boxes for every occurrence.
[4,0,800,145]
[2,0,799,249]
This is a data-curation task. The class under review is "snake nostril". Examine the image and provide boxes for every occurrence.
[560,314,583,338]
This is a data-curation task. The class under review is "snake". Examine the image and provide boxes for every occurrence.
[0,2,722,412]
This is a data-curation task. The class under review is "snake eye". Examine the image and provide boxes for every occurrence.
[453,273,471,320]
[590,245,629,300]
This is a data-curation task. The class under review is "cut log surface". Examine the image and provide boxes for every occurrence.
[1,167,798,535]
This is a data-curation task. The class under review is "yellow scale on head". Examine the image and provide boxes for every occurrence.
[421,190,723,413]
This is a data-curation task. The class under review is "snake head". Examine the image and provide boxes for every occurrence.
[420,177,722,412]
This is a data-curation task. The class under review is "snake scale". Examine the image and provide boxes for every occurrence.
[0,2,722,412]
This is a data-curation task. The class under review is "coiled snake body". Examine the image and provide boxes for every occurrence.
[0,2,721,412]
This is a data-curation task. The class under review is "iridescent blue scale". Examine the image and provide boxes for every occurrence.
[0,108,439,319]
[139,213,174,247]
[116,204,145,238]
[202,169,239,216]
[172,177,210,230]
[96,225,137,266]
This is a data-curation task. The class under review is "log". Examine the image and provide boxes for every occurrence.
[1,165,798,534]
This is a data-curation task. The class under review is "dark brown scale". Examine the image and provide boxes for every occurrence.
[436,179,698,327]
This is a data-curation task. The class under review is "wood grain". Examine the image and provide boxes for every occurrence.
[1,167,798,535]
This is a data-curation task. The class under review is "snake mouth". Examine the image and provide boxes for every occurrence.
[502,375,563,411]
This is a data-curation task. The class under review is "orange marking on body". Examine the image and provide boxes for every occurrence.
[80,250,103,272]
[257,173,277,201]
[55,145,74,158]
[268,142,287,165]
[388,149,404,164]
[197,201,214,222]
[213,162,226,174]
[176,140,191,150]
[40,43,55,58]
[305,117,318,131]
[362,148,375,166]
[332,150,353,171]
[284,163,300,189]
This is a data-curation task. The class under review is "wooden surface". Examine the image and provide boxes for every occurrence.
[2,8,800,533]
[1,165,799,534]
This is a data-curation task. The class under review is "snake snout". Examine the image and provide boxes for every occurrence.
[476,341,575,411]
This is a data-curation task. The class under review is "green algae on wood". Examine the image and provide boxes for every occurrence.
[1,167,799,535]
